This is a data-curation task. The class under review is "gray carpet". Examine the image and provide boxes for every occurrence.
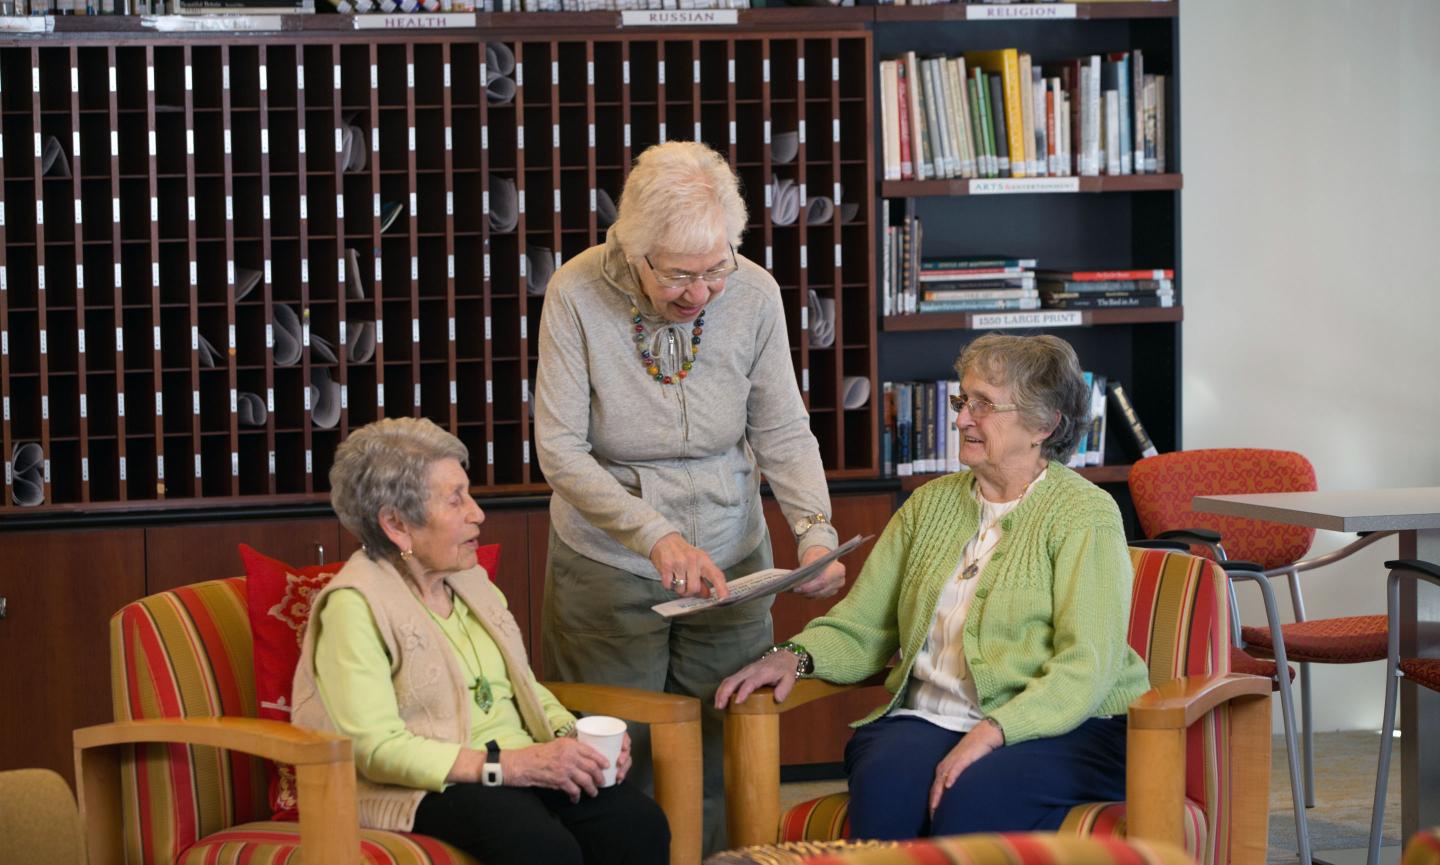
[778,731,1402,863]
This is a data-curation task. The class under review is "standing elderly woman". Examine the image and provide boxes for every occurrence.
[535,140,844,852]
[718,334,1152,839]
[291,417,668,865]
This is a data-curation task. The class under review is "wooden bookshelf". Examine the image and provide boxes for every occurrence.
[0,27,877,513]
[881,173,1182,198]
[874,2,1177,23]
[882,306,1182,331]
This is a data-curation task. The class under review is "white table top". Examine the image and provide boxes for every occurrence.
[1192,487,1440,533]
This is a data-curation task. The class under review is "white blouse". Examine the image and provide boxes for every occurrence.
[893,470,1044,732]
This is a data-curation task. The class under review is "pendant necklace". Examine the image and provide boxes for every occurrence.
[427,587,495,713]
[959,473,1042,581]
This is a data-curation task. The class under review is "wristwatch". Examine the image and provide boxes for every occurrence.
[481,739,503,787]
[792,512,830,537]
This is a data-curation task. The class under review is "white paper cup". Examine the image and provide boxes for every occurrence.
[575,715,627,788]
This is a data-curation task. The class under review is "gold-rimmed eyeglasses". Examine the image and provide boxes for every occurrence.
[644,245,739,290]
[950,393,1018,419]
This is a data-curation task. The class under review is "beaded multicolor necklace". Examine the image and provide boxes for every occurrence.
[631,305,705,385]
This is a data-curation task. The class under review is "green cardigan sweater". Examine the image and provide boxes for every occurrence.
[792,462,1150,745]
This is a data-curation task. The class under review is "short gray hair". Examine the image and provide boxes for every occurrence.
[329,417,469,560]
[956,334,1090,463]
[610,141,747,260]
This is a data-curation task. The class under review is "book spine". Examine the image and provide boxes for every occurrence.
[1130,49,1145,174]
[881,200,893,317]
[1108,382,1159,459]
[880,61,901,182]
[945,380,962,473]
[882,382,895,477]
[895,61,914,180]
[1039,269,1173,281]
[915,380,929,473]
[904,52,931,180]
[1143,74,1157,173]
[924,287,1036,302]
[919,297,1040,312]
[1018,52,1038,178]
[1070,370,1093,467]
[1040,295,1170,310]
[921,59,953,178]
[967,72,992,178]
[1155,73,1166,173]
[1113,53,1131,175]
[921,258,1037,270]
[987,73,1010,177]
[1105,89,1121,176]
[1087,374,1107,467]
[932,382,946,476]
[896,383,913,476]
[1032,68,1048,177]
[950,58,977,179]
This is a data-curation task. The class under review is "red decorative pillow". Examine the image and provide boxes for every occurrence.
[240,542,502,820]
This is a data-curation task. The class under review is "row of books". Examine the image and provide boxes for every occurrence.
[882,377,1158,478]
[878,48,1167,181]
[879,209,1178,316]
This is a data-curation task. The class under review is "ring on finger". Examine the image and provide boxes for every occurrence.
[673,576,687,592]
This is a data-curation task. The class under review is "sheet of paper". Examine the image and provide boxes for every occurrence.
[651,534,871,619]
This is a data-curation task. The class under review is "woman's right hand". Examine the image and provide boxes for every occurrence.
[714,650,799,710]
[500,739,609,803]
[650,533,729,599]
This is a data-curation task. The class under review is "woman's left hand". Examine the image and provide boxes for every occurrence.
[928,720,1004,816]
[791,545,846,599]
[616,732,633,784]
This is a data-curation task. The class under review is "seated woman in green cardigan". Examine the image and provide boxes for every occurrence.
[716,333,1151,840]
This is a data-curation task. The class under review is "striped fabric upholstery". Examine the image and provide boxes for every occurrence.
[777,549,1232,865]
[711,831,1199,865]
[111,577,476,865]
[1403,829,1440,865]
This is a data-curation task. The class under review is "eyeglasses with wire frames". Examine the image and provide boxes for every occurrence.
[949,392,1019,419]
[644,245,739,291]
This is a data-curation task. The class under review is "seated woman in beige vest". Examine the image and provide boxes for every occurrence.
[291,417,668,865]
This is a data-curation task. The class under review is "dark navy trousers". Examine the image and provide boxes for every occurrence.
[843,713,1128,840]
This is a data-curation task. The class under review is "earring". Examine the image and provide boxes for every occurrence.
[1031,441,1042,449]
[400,548,414,560]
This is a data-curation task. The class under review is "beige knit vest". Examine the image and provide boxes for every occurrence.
[291,550,555,831]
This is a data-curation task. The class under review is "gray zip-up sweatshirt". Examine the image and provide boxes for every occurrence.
[534,233,837,580]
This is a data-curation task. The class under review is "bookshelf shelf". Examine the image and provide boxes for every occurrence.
[880,173,1182,198]
[881,306,1182,332]
[899,463,1132,492]
[874,2,1176,23]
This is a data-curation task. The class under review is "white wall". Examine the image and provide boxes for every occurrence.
[1182,1,1440,731]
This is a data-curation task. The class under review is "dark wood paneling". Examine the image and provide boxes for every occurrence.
[144,519,341,594]
[764,492,895,765]
[477,509,535,659]
[526,510,551,678]
[0,528,146,786]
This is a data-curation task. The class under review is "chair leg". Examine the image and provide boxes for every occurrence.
[1367,662,1400,865]
[1300,661,1316,808]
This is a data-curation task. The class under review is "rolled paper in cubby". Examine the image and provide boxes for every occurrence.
[272,305,303,367]
[311,334,337,365]
[486,74,516,107]
[486,41,516,78]
[344,125,367,174]
[843,376,871,410]
[312,368,341,430]
[770,130,799,165]
[839,201,860,225]
[380,201,404,234]
[197,333,223,368]
[805,195,835,226]
[41,135,71,179]
[237,391,267,427]
[10,442,43,507]
[771,178,800,226]
[808,289,836,349]
[597,188,618,228]
[526,246,554,296]
[347,321,375,364]
[234,268,262,303]
[345,248,366,300]
[489,175,518,234]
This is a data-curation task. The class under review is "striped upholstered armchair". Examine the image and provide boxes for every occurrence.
[74,576,704,865]
[706,833,1198,865]
[723,548,1273,865]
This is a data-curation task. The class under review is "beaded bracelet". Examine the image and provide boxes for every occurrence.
[763,640,814,679]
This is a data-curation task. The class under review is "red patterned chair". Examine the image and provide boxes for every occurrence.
[1129,448,1395,865]
[706,832,1198,865]
[74,576,703,865]
[1401,827,1440,865]
[722,548,1273,865]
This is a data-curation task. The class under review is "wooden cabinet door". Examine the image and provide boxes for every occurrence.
[145,519,343,594]
[0,528,146,786]
[765,492,896,766]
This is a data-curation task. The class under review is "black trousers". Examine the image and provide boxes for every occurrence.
[411,780,669,865]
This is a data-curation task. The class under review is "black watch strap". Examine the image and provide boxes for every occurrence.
[485,739,501,763]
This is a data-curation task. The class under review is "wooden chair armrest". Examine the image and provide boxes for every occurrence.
[74,717,351,766]
[74,718,359,865]
[1127,673,1272,729]
[724,673,890,717]
[1127,673,1273,865]
[542,681,699,725]
[541,682,702,865]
